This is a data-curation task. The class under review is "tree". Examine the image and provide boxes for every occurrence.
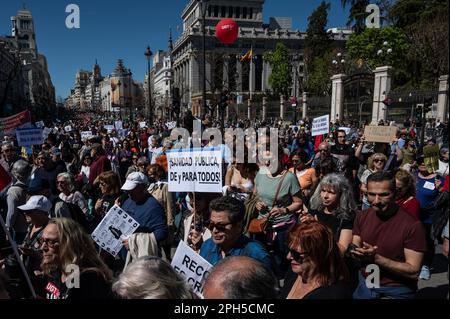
[307,51,334,96]
[304,1,332,94]
[346,27,410,71]
[264,42,292,98]
[341,0,369,34]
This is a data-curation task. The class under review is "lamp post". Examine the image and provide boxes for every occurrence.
[377,41,393,66]
[145,46,153,125]
[198,0,210,118]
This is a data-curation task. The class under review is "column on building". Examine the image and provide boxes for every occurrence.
[236,59,243,92]
[330,74,345,123]
[371,66,392,124]
[302,91,308,119]
[437,75,448,122]
[280,95,285,120]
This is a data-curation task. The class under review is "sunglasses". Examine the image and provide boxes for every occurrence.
[38,237,60,248]
[373,159,385,163]
[289,248,309,262]
[205,221,234,232]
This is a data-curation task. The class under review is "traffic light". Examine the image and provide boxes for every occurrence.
[423,97,432,114]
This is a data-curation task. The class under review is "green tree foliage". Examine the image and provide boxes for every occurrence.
[341,0,369,34]
[347,27,410,71]
[307,51,335,96]
[264,42,292,97]
[304,1,332,95]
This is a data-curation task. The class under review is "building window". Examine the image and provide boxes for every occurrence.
[166,81,168,86]
[235,7,240,19]
[243,7,247,19]
[221,6,226,17]
[208,5,212,17]
[213,6,219,17]
[228,6,233,18]
[249,8,253,19]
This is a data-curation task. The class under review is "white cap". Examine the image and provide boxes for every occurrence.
[18,195,52,213]
[121,172,149,191]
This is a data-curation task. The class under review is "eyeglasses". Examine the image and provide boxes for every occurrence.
[38,237,60,248]
[289,248,309,262]
[56,180,66,185]
[205,221,234,232]
[373,159,385,163]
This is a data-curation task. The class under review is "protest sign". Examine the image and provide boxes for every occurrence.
[311,115,330,137]
[167,148,223,193]
[16,128,44,147]
[104,125,114,133]
[80,131,93,141]
[0,111,31,133]
[91,205,140,257]
[118,129,128,138]
[42,127,52,140]
[339,127,351,135]
[171,240,213,296]
[35,121,44,128]
[423,144,440,173]
[114,121,123,130]
[364,126,397,143]
[139,122,147,129]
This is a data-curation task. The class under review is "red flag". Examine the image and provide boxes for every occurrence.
[0,164,12,192]
[314,134,324,151]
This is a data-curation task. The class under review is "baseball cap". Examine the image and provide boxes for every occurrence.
[121,172,149,191]
[18,195,52,213]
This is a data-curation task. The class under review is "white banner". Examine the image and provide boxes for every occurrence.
[91,205,140,257]
[167,148,223,193]
[16,128,44,147]
[114,121,123,130]
[81,131,93,141]
[311,115,330,137]
[171,240,213,296]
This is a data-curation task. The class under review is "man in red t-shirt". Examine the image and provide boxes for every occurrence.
[350,171,426,299]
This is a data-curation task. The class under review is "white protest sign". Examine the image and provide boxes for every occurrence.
[91,205,140,257]
[139,121,147,129]
[118,129,128,138]
[35,121,44,128]
[311,115,330,137]
[64,125,72,132]
[166,121,177,130]
[80,131,93,141]
[16,128,44,147]
[104,125,114,133]
[339,127,351,135]
[171,240,213,296]
[42,127,52,140]
[114,121,123,130]
[167,148,223,193]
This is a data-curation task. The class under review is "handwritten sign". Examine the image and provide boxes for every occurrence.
[364,126,397,143]
[171,240,213,296]
[16,128,43,147]
[167,148,223,193]
[91,205,140,257]
[311,115,330,137]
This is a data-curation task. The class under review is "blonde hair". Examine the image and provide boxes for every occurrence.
[368,153,388,170]
[44,218,112,282]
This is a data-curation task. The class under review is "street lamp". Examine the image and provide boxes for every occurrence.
[377,41,393,66]
[197,0,210,118]
[145,46,153,125]
[332,52,346,73]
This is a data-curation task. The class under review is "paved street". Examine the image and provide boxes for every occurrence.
[417,245,449,299]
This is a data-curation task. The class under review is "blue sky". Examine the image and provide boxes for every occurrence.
[0,0,350,99]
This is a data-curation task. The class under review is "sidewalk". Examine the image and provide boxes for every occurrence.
[416,244,449,299]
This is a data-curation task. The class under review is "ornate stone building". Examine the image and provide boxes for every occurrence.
[172,0,350,118]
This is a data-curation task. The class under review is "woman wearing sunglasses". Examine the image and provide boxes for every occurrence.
[281,221,351,299]
[360,153,387,210]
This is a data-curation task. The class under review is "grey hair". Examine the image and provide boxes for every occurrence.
[11,160,31,183]
[1,142,13,151]
[112,256,193,299]
[309,173,357,220]
[57,172,75,193]
[205,256,278,299]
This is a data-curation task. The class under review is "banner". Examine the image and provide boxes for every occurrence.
[81,131,93,141]
[171,240,213,296]
[16,128,44,147]
[104,125,114,133]
[114,121,123,130]
[364,125,397,144]
[311,115,330,137]
[0,110,31,133]
[91,205,140,257]
[167,148,223,193]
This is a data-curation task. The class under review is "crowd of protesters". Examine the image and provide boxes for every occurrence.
[0,110,448,300]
